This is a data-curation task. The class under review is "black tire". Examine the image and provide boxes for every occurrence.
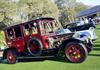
[65,42,88,63]
[27,38,43,56]
[3,49,17,64]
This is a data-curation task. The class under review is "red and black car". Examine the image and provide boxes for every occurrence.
[3,17,88,64]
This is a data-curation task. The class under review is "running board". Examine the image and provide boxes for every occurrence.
[18,56,55,59]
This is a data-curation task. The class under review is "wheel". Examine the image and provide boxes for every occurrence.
[65,42,88,63]
[3,49,17,64]
[27,38,43,56]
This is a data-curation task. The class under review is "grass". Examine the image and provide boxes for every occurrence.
[0,25,100,70]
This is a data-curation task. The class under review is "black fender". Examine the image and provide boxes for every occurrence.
[60,38,83,51]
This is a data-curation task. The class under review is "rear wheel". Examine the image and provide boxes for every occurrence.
[65,42,87,63]
[3,49,17,64]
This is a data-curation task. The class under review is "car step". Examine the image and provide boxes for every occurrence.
[18,56,55,59]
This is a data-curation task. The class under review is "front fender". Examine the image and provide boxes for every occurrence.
[73,27,97,42]
[72,31,92,43]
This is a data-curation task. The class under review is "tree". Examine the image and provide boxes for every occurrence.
[55,0,67,9]
[17,0,59,21]
[75,2,88,13]
[54,0,88,27]
[0,0,17,26]
[54,0,76,26]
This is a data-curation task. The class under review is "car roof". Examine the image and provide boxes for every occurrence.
[3,17,55,31]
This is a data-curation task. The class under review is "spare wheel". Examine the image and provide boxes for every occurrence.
[27,38,43,56]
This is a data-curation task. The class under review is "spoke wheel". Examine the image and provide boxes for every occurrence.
[5,49,17,64]
[65,42,87,63]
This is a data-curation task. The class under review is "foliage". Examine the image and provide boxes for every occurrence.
[55,0,67,9]
[55,0,76,24]
[0,31,5,47]
[0,0,17,26]
[75,2,89,13]
[54,0,88,27]
[17,0,59,20]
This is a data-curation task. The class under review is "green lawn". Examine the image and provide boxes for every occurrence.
[0,25,100,70]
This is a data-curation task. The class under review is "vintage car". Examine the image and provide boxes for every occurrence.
[3,17,93,64]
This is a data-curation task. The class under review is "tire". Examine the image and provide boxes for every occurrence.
[65,42,88,63]
[3,49,17,64]
[27,38,43,56]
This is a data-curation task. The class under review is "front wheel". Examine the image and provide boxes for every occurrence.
[65,42,88,63]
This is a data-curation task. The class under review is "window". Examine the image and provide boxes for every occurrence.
[7,28,14,39]
[14,26,22,38]
[24,24,30,35]
[43,21,60,34]
[52,20,61,31]
[43,21,52,34]
[30,22,38,34]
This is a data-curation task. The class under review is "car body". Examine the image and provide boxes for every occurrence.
[3,17,92,64]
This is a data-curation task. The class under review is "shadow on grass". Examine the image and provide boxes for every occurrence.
[96,28,100,30]
[18,56,70,64]
[93,43,100,51]
[94,44,100,47]
[89,54,100,57]
[93,45,100,51]
[0,56,71,64]
[93,48,100,51]
[89,44,100,57]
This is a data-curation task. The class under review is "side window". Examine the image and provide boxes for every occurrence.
[30,22,38,34]
[7,28,14,39]
[39,21,45,35]
[14,26,22,38]
[52,21,60,30]
[24,24,30,35]
[43,21,52,34]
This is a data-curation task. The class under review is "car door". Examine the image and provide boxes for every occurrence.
[13,26,25,52]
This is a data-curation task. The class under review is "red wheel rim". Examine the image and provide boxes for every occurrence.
[6,50,16,64]
[65,43,84,62]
